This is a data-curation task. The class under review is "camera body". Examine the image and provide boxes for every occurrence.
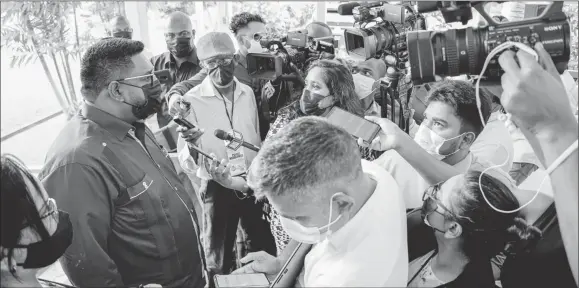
[407,1,571,84]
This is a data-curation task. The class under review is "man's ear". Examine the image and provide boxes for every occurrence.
[444,221,463,239]
[107,81,124,102]
[333,192,355,213]
[460,131,477,149]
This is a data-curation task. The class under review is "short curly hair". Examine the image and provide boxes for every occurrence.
[80,38,144,102]
[229,12,266,35]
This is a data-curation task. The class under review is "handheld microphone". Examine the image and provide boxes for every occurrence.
[214,129,260,152]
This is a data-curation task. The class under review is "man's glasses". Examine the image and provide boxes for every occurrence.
[165,30,194,41]
[201,58,233,70]
[116,72,157,86]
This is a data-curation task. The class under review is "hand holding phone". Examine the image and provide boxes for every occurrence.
[325,107,381,143]
[174,116,204,144]
[356,116,408,152]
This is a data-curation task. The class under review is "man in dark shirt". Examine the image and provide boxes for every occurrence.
[166,12,274,140]
[151,11,202,151]
[109,15,133,39]
[40,38,206,288]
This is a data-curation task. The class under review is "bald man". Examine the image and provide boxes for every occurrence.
[151,11,202,151]
[109,15,132,39]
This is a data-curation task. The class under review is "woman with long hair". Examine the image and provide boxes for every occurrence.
[408,170,541,287]
[1,154,73,287]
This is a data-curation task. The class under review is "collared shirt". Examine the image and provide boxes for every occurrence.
[39,104,205,288]
[151,50,202,94]
[374,150,479,209]
[177,77,260,180]
[300,160,408,287]
[471,111,515,173]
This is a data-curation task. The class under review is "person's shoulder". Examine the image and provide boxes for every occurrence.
[236,79,254,95]
[150,51,170,65]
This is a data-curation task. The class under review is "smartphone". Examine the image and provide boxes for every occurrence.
[214,273,270,288]
[172,116,196,130]
[154,69,171,84]
[325,107,381,143]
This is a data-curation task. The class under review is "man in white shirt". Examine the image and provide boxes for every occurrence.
[175,32,275,282]
[245,116,408,287]
[370,80,494,209]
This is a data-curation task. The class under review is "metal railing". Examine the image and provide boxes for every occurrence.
[1,110,64,142]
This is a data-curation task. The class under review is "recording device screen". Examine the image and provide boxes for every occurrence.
[214,273,270,288]
[325,107,381,143]
[154,69,171,84]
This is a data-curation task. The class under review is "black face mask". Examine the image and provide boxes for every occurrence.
[120,81,164,120]
[299,89,332,116]
[167,37,193,58]
[208,61,235,87]
[113,32,132,39]
[11,211,73,269]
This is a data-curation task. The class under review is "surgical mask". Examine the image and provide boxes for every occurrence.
[413,124,468,160]
[280,194,343,244]
[167,37,193,58]
[11,211,73,269]
[247,39,263,54]
[299,89,332,116]
[353,73,378,100]
[112,31,132,39]
[120,80,164,119]
[208,61,235,87]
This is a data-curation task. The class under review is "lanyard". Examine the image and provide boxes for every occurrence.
[214,82,236,129]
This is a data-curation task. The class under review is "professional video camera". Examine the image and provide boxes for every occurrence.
[338,1,423,61]
[406,1,571,85]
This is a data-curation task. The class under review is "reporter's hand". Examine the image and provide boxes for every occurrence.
[208,154,233,189]
[231,251,282,276]
[177,125,204,144]
[357,116,406,151]
[168,94,188,117]
[498,42,575,140]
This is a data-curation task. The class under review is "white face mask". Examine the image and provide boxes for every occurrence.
[413,124,468,160]
[353,73,378,100]
[279,193,343,244]
[247,39,263,54]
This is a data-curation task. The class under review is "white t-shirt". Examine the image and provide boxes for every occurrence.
[300,160,408,287]
[471,111,514,173]
[374,150,482,209]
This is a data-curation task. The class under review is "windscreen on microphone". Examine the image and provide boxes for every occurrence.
[214,129,234,141]
[337,2,360,15]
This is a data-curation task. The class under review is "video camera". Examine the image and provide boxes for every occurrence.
[339,1,417,60]
[406,1,571,85]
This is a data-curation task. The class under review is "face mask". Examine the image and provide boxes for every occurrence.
[11,211,73,269]
[208,61,235,87]
[413,123,468,160]
[423,212,447,234]
[353,73,378,100]
[120,81,164,120]
[279,194,343,244]
[247,39,263,54]
[167,37,193,58]
[112,32,132,39]
[299,89,332,116]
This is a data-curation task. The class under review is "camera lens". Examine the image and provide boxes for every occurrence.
[344,24,396,60]
[407,27,485,84]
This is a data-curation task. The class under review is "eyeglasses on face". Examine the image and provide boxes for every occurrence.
[112,27,133,33]
[201,58,233,70]
[116,72,158,87]
[422,183,459,219]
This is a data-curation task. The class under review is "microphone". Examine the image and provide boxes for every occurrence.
[214,129,260,152]
[337,2,360,15]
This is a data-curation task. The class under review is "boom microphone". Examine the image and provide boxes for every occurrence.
[214,129,261,152]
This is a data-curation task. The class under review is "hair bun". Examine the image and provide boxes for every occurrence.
[504,217,543,256]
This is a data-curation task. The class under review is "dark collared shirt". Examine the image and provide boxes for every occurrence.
[40,104,205,288]
[151,49,202,94]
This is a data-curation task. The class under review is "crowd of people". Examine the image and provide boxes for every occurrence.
[1,9,578,288]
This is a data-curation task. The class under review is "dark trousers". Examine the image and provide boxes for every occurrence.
[201,180,276,285]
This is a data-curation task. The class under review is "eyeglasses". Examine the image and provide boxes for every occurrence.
[165,30,194,40]
[116,72,156,86]
[422,183,478,226]
[201,58,234,70]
